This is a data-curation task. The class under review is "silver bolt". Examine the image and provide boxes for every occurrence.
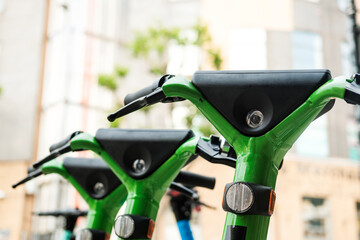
[246,110,264,128]
[93,182,105,196]
[132,159,146,173]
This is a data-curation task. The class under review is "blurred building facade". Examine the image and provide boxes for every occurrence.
[1,0,360,240]
[0,0,47,239]
[0,0,202,239]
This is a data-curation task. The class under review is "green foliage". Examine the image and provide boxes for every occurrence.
[129,23,212,58]
[130,34,150,57]
[115,66,129,78]
[98,74,117,91]
[97,65,129,128]
[109,117,121,128]
[139,104,153,114]
[128,22,223,76]
[129,26,185,59]
[98,65,129,92]
[150,66,166,76]
[192,22,211,46]
[184,104,217,136]
[199,123,217,137]
[207,49,223,70]
[0,87,2,95]
[127,22,224,130]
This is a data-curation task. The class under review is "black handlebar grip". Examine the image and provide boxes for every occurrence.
[124,80,160,105]
[175,171,216,190]
[123,74,175,105]
[49,131,82,152]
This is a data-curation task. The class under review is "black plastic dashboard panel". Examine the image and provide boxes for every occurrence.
[192,70,332,136]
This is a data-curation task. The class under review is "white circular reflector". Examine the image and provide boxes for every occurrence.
[226,183,254,213]
[76,229,92,240]
[114,215,135,238]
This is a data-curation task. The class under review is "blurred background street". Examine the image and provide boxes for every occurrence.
[1,0,360,239]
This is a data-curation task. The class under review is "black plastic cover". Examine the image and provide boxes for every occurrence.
[224,226,247,240]
[63,157,122,200]
[192,70,332,136]
[344,78,360,105]
[95,129,195,179]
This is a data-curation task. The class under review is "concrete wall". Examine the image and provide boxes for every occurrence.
[0,0,45,239]
[0,0,45,161]
[274,156,360,240]
[0,162,32,240]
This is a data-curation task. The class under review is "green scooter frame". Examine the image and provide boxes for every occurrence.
[160,75,346,239]
[17,129,221,240]
[38,159,127,236]
[69,133,199,239]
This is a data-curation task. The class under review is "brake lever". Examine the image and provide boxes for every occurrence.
[108,88,166,122]
[168,188,216,210]
[12,168,43,188]
[31,131,84,169]
[196,200,216,210]
[49,131,82,152]
[32,143,72,169]
[107,88,185,122]
[196,136,236,168]
[169,182,199,201]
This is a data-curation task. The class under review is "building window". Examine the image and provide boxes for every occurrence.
[337,0,351,12]
[341,41,356,78]
[228,29,267,70]
[302,197,331,239]
[0,0,4,13]
[292,31,323,69]
[0,229,10,239]
[346,116,360,160]
[295,115,329,157]
[292,30,328,157]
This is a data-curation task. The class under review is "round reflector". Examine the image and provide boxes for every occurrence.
[114,215,135,239]
[76,229,92,240]
[225,182,254,213]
